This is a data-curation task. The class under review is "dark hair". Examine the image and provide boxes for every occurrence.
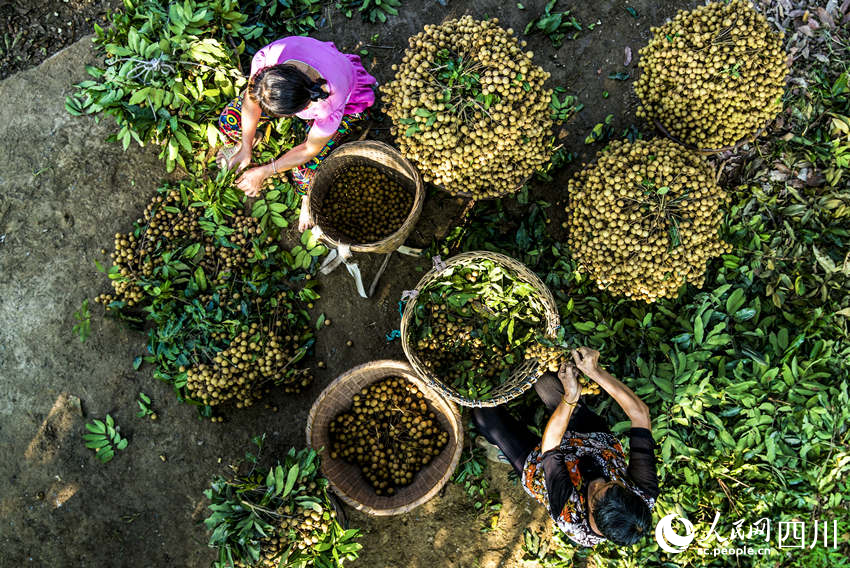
[248,64,329,117]
[591,484,651,546]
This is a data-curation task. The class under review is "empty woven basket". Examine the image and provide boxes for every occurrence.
[306,360,463,516]
[400,251,560,407]
[307,141,425,254]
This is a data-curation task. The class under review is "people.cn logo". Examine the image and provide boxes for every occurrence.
[655,513,697,554]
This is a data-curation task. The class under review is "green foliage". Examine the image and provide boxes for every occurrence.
[584,113,614,144]
[204,445,362,567]
[452,433,503,532]
[524,0,581,48]
[83,415,129,463]
[73,298,91,342]
[64,0,309,174]
[66,0,252,172]
[136,392,155,418]
[336,0,402,24]
[436,58,850,559]
[98,179,320,413]
[521,528,578,567]
[243,0,328,38]
[548,88,582,123]
[286,229,329,272]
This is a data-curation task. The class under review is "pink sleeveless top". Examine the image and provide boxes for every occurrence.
[250,36,377,137]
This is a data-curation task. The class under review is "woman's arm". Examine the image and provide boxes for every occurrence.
[268,131,333,172]
[572,347,651,430]
[235,130,333,197]
[541,363,582,452]
[221,96,263,171]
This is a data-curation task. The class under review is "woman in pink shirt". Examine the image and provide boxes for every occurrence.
[217,36,377,230]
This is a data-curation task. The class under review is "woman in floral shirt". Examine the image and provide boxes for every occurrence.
[472,347,659,547]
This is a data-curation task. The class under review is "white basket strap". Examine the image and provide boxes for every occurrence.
[319,248,342,274]
[400,289,419,302]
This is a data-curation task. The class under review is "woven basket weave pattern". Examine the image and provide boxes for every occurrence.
[400,251,560,408]
[305,360,463,516]
[308,141,424,254]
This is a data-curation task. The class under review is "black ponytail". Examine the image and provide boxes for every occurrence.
[248,64,329,117]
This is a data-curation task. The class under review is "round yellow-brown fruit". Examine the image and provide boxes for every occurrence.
[567,138,732,302]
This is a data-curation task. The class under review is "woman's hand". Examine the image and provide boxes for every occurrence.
[236,165,269,198]
[558,362,581,404]
[572,347,601,378]
[298,195,313,232]
[218,143,252,171]
[230,144,253,171]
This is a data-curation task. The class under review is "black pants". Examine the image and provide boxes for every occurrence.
[471,373,609,475]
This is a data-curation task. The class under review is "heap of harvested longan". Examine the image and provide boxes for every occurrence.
[320,163,413,243]
[94,189,265,308]
[635,0,786,149]
[382,16,553,198]
[567,139,731,302]
[185,321,312,409]
[94,188,315,412]
[329,377,449,496]
[524,342,601,396]
[232,484,338,568]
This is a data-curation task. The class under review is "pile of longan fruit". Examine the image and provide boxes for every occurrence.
[635,0,786,149]
[237,491,337,567]
[93,189,271,308]
[320,163,413,243]
[524,342,601,396]
[567,138,731,302]
[329,377,449,496]
[94,187,315,411]
[415,302,513,390]
[185,319,313,410]
[382,15,554,198]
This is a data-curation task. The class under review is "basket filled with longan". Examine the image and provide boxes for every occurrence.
[308,140,424,253]
[381,16,554,198]
[567,138,732,302]
[634,0,787,152]
[306,360,463,516]
[400,251,560,407]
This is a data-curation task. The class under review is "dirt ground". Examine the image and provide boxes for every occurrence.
[0,1,698,566]
[0,0,118,80]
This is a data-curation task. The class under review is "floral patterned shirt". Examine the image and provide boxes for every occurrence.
[521,429,659,547]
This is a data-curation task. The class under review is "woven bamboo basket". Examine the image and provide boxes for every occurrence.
[400,251,560,407]
[305,360,463,516]
[307,141,424,254]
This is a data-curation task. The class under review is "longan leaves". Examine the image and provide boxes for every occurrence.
[83,414,129,463]
[205,446,361,568]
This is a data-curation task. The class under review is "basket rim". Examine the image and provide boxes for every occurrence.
[305,359,464,516]
[400,251,560,407]
[307,140,425,254]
